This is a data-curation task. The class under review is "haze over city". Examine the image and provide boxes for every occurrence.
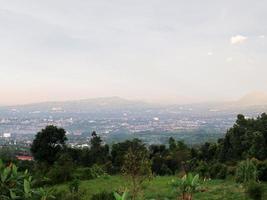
[0,0,266,105]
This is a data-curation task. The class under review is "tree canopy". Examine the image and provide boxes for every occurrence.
[30,125,67,164]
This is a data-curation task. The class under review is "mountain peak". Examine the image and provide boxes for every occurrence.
[237,91,267,106]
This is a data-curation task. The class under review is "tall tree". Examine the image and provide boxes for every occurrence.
[31,125,67,165]
[122,141,151,200]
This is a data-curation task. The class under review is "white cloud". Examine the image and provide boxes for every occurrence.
[230,35,247,45]
[207,52,213,56]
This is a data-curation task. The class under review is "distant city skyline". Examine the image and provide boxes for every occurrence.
[0,0,266,105]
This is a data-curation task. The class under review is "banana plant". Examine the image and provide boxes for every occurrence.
[0,159,54,200]
[171,173,200,200]
[113,190,129,200]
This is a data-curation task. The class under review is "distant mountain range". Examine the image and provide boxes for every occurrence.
[1,92,267,115]
[235,91,267,106]
[0,96,157,114]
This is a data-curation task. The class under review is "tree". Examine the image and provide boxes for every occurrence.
[111,139,146,172]
[31,125,67,165]
[122,144,152,200]
[219,114,267,162]
[89,132,110,165]
[247,131,267,160]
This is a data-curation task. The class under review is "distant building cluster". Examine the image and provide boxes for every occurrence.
[0,132,11,138]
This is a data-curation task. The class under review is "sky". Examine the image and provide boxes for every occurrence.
[0,0,266,105]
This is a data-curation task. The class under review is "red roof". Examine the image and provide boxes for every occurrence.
[16,156,33,161]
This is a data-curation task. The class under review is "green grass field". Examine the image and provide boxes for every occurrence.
[52,176,267,200]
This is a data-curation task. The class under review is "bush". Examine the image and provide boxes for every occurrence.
[74,165,106,180]
[47,164,73,184]
[209,163,227,179]
[257,160,267,181]
[246,182,264,200]
[227,166,236,176]
[236,159,258,184]
[89,164,106,179]
[74,167,92,180]
[195,161,209,178]
[91,191,115,200]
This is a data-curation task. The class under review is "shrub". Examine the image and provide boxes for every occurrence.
[75,165,106,180]
[91,191,115,200]
[209,163,227,179]
[236,159,258,184]
[89,164,106,179]
[257,160,267,181]
[47,164,73,184]
[246,182,264,200]
[195,161,209,178]
[227,166,237,176]
[74,167,92,180]
[47,154,74,184]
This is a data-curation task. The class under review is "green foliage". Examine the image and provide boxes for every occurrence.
[195,161,209,178]
[171,173,200,200]
[0,160,54,200]
[0,147,17,163]
[54,190,83,200]
[88,164,106,179]
[74,165,106,180]
[256,160,267,181]
[31,125,67,165]
[91,191,115,200]
[111,139,146,173]
[122,144,152,200]
[220,113,267,161]
[69,179,80,194]
[37,188,56,200]
[227,166,237,176]
[236,159,258,184]
[46,154,74,184]
[245,182,264,200]
[209,163,227,179]
[113,190,129,200]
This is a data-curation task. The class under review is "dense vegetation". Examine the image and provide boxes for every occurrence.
[1,113,267,199]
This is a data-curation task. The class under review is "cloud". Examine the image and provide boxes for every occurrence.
[230,35,247,45]
[207,52,213,56]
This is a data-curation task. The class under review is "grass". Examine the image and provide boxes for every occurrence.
[52,175,267,200]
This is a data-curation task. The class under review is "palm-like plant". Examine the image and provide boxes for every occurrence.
[172,173,200,200]
[113,190,129,200]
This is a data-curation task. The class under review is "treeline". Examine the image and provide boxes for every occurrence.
[1,113,267,200]
[2,113,267,182]
[15,113,265,186]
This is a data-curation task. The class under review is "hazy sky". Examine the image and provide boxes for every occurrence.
[0,0,266,105]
